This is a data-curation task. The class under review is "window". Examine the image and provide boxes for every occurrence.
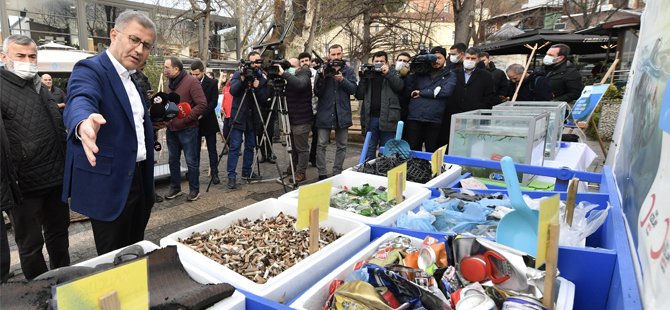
[444,4,450,13]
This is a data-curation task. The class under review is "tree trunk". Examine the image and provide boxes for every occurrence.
[360,6,372,64]
[304,0,320,53]
[453,0,475,44]
[202,9,211,64]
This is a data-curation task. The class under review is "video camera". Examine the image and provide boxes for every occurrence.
[410,44,437,75]
[359,62,384,79]
[312,50,345,78]
[266,50,291,80]
[239,59,263,83]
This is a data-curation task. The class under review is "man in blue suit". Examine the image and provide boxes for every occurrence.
[62,11,157,255]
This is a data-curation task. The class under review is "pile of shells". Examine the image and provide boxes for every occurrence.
[179,212,341,284]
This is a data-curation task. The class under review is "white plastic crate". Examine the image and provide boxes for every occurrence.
[345,161,463,188]
[278,172,431,226]
[75,241,245,310]
[160,198,371,303]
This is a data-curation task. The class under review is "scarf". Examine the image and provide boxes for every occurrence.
[168,70,187,91]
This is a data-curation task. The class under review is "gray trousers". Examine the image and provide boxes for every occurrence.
[317,127,348,176]
[290,123,312,174]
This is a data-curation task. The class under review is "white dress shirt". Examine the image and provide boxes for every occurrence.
[105,50,147,162]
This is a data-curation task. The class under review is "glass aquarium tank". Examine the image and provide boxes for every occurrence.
[493,101,568,159]
[449,109,549,185]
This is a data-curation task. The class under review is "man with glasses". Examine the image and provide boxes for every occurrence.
[63,11,158,255]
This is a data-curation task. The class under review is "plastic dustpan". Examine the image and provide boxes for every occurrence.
[383,121,410,159]
[496,156,539,256]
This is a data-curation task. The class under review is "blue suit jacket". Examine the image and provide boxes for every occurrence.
[62,52,154,221]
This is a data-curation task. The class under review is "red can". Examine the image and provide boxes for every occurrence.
[377,286,401,308]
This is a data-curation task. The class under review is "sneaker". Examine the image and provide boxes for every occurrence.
[242,172,261,181]
[212,175,221,185]
[187,191,200,201]
[165,189,183,200]
[318,174,328,181]
[227,178,237,189]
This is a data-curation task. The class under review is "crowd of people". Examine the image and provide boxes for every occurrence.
[0,10,586,282]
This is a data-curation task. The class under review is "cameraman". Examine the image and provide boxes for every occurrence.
[226,51,270,189]
[314,44,357,180]
[403,46,457,152]
[274,54,314,183]
[355,51,404,160]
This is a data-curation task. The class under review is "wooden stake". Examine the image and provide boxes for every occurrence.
[396,171,404,203]
[598,52,620,85]
[512,41,550,102]
[309,208,320,254]
[543,224,560,310]
[566,178,579,227]
[99,291,121,310]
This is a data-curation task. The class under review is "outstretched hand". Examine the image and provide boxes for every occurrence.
[78,113,107,166]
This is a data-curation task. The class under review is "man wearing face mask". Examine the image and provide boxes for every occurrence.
[403,46,457,152]
[1,35,70,280]
[355,51,404,160]
[394,52,411,123]
[447,43,467,71]
[505,63,552,101]
[542,43,584,103]
[276,54,314,183]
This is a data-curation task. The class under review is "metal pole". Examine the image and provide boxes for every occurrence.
[76,0,88,50]
[0,0,9,40]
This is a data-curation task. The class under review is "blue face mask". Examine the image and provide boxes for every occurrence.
[287,67,297,75]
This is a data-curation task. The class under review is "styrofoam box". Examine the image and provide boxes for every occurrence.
[291,232,575,310]
[278,172,431,226]
[345,162,463,188]
[74,241,245,310]
[160,198,371,303]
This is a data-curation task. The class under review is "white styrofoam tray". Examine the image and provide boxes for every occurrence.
[74,241,245,310]
[345,161,463,188]
[159,198,371,303]
[291,232,426,309]
[278,172,432,226]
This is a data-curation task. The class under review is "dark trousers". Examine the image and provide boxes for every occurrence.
[10,186,70,280]
[405,120,442,152]
[90,162,152,255]
[309,118,318,164]
[199,132,219,176]
[1,212,10,282]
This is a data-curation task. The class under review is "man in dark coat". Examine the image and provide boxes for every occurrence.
[190,60,222,185]
[542,43,584,103]
[505,64,553,101]
[479,52,510,101]
[1,35,70,279]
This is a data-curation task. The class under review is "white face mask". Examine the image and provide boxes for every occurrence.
[395,61,408,71]
[449,55,460,63]
[543,55,556,66]
[8,60,38,80]
[463,60,476,70]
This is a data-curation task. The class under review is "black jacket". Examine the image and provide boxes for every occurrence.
[506,73,553,102]
[486,62,510,98]
[0,70,66,196]
[0,106,21,210]
[544,61,584,102]
[355,68,404,132]
[198,75,222,135]
[314,65,357,129]
[229,70,271,132]
[450,68,498,112]
[403,68,457,124]
[282,67,314,126]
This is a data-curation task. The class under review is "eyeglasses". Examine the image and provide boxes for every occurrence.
[115,29,153,51]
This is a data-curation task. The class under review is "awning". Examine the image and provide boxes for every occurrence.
[37,49,96,73]
[477,29,616,55]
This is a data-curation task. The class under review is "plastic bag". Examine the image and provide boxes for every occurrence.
[559,201,611,247]
[396,209,437,232]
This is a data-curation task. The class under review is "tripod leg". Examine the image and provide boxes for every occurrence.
[279,96,298,188]
[250,91,288,192]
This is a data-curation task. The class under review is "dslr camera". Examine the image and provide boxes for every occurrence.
[321,59,345,78]
[410,44,437,75]
[239,59,262,83]
[359,63,384,79]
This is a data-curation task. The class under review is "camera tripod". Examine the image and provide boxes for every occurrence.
[206,79,288,193]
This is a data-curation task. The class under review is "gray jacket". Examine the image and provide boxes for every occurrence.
[355,68,404,132]
[314,65,357,129]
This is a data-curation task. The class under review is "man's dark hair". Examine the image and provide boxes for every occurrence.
[372,51,388,62]
[551,43,571,57]
[329,44,343,52]
[465,47,481,56]
[190,59,205,71]
[479,51,490,58]
[247,51,260,59]
[396,52,411,60]
[450,43,467,53]
[168,56,183,71]
[298,52,311,60]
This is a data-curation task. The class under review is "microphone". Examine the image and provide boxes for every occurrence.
[177,102,192,119]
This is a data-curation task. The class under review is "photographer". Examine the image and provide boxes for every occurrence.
[226,51,270,189]
[275,54,314,183]
[314,44,357,180]
[403,46,457,152]
[355,51,404,160]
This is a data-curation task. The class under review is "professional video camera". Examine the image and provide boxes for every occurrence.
[266,50,291,80]
[359,62,384,79]
[312,50,345,78]
[239,59,263,83]
[410,44,437,74]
